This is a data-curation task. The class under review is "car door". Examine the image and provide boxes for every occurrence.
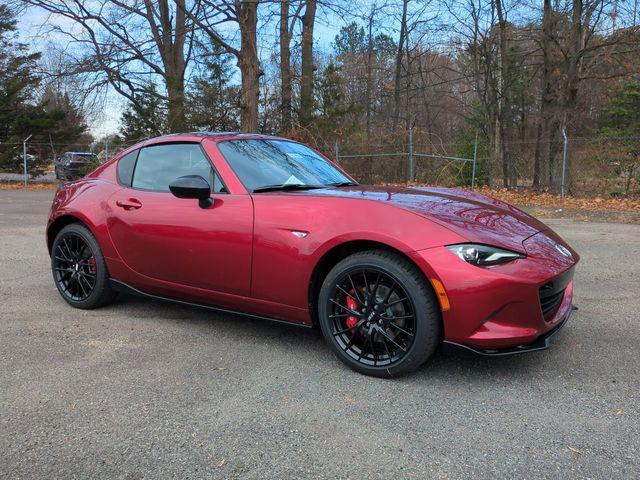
[106,142,253,296]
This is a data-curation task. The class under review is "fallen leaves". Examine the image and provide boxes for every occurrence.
[475,187,640,213]
[142,405,150,417]
[614,408,624,416]
[217,458,227,469]
[385,182,640,213]
[567,446,581,454]
[0,182,57,190]
[344,396,357,405]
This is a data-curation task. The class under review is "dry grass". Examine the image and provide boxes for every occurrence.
[0,182,58,190]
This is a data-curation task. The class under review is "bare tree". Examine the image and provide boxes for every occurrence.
[365,3,376,135]
[392,0,408,130]
[23,0,197,132]
[300,0,317,125]
[185,0,262,132]
[533,0,555,189]
[280,0,294,133]
[279,0,305,133]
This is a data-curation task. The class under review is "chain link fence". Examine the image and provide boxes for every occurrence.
[333,131,639,198]
[3,132,639,198]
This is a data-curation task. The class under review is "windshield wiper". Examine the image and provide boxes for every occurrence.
[252,183,324,193]
[327,181,358,187]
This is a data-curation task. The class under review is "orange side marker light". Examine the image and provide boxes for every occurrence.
[429,278,450,312]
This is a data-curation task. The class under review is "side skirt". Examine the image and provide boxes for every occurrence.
[109,279,313,330]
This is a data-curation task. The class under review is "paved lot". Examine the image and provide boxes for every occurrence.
[1,189,639,479]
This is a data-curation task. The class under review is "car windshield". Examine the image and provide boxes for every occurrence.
[217,139,354,192]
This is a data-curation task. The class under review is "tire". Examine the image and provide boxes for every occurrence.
[51,223,118,309]
[318,250,441,377]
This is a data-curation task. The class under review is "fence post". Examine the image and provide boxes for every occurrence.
[23,134,32,188]
[408,125,414,183]
[471,131,478,190]
[334,138,340,164]
[561,128,568,199]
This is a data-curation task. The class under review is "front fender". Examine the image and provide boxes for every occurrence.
[250,194,466,311]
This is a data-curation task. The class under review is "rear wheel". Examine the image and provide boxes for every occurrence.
[318,250,441,377]
[51,223,117,309]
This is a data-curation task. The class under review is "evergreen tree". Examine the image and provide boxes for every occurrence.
[119,85,167,143]
[0,4,42,170]
[0,6,89,173]
[187,50,240,132]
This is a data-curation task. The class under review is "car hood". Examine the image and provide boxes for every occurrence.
[305,185,549,252]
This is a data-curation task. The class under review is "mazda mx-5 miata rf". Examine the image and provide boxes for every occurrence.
[47,132,579,376]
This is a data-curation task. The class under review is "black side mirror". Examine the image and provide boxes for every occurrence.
[169,175,213,209]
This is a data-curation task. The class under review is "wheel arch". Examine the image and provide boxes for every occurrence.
[47,214,92,255]
[307,239,436,326]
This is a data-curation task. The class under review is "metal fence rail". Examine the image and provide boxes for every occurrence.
[335,127,479,189]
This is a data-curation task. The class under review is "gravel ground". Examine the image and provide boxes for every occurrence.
[1,190,638,479]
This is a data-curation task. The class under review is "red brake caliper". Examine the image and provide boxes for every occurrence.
[88,257,96,274]
[345,291,359,328]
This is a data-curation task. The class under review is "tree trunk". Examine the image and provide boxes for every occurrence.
[365,4,375,136]
[147,0,188,131]
[300,0,316,126]
[534,0,555,190]
[495,0,513,188]
[393,0,408,131]
[279,0,292,133]
[237,0,260,132]
[165,71,186,132]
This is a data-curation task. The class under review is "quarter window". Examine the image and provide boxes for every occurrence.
[117,150,138,186]
[131,143,225,193]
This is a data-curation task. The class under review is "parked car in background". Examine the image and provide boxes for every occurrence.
[54,152,99,181]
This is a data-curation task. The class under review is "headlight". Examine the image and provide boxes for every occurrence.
[446,243,525,266]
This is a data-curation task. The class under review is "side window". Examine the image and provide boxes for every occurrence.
[131,143,226,193]
[117,150,138,186]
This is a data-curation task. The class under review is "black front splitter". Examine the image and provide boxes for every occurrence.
[443,306,576,357]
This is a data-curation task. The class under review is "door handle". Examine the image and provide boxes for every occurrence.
[116,198,142,210]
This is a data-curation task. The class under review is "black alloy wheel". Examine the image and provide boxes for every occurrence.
[51,223,117,309]
[328,268,416,367]
[53,232,97,301]
[318,250,441,377]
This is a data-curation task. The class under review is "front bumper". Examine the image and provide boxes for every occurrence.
[409,233,578,351]
[443,305,575,356]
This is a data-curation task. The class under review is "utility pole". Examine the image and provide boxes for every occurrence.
[471,131,478,190]
[408,122,414,183]
[561,128,568,198]
[23,134,32,188]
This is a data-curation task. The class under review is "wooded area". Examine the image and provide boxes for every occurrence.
[1,0,639,196]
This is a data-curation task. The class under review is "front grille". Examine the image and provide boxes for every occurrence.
[538,285,565,321]
[538,269,573,321]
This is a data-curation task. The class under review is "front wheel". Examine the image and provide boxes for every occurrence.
[318,250,442,377]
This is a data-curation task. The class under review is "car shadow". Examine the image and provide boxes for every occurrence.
[112,293,572,383]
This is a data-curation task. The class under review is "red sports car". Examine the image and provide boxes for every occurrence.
[47,133,578,377]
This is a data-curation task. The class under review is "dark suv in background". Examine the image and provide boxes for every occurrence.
[54,152,99,181]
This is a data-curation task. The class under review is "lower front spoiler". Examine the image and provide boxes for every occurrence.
[443,306,576,357]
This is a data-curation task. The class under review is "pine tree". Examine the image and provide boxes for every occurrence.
[0,4,42,170]
[119,85,167,143]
